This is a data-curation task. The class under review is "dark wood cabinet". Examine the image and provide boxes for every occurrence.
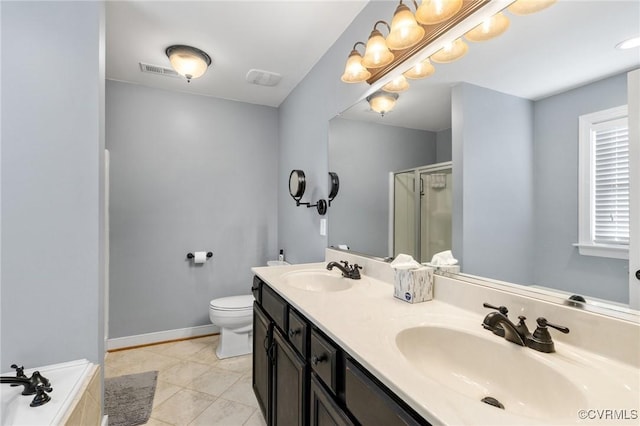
[252,276,430,426]
[310,374,354,426]
[272,328,308,425]
[253,303,271,422]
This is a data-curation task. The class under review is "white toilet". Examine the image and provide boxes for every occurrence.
[209,295,254,359]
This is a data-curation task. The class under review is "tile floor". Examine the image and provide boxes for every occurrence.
[104,335,266,426]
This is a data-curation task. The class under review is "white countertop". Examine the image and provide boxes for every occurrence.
[252,262,640,426]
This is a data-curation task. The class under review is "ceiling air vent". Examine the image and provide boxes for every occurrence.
[246,69,282,87]
[139,62,181,78]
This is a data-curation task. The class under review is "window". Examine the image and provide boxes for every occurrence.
[577,105,629,259]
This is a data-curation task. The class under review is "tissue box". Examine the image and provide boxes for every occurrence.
[393,266,434,303]
[424,264,460,274]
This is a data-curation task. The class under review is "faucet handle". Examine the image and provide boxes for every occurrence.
[482,303,508,316]
[536,317,569,334]
[340,260,350,268]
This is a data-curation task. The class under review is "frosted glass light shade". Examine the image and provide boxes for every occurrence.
[166,45,212,81]
[341,49,371,83]
[416,0,463,25]
[362,28,395,69]
[507,0,556,15]
[383,75,410,93]
[465,13,510,42]
[404,58,435,79]
[430,38,468,63]
[367,91,399,116]
[387,3,425,51]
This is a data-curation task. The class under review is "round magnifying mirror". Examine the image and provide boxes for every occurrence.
[289,170,306,202]
[328,172,339,201]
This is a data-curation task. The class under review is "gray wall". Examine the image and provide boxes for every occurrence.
[106,81,278,338]
[277,2,392,264]
[533,73,628,303]
[328,118,437,257]
[1,1,105,366]
[436,128,452,163]
[452,83,535,284]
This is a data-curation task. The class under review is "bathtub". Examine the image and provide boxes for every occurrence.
[1,359,99,426]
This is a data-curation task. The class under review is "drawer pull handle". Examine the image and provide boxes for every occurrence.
[311,354,327,366]
[288,329,300,338]
[251,285,259,292]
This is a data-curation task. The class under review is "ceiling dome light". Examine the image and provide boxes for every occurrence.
[387,1,425,51]
[165,45,212,83]
[404,58,435,79]
[616,36,640,50]
[465,13,510,42]
[383,75,410,93]
[362,21,395,69]
[416,0,463,25]
[430,38,468,63]
[366,91,399,117]
[341,42,371,83]
[507,0,556,16]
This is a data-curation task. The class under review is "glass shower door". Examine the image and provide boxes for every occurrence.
[393,171,416,258]
[419,169,453,263]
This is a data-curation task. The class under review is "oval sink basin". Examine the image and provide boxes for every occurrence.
[281,269,353,292]
[396,326,587,422]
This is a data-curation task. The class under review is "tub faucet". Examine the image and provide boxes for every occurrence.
[1,366,52,407]
[326,260,362,279]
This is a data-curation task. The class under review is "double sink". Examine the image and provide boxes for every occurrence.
[258,264,639,424]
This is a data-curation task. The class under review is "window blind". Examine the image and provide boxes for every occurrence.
[592,118,629,245]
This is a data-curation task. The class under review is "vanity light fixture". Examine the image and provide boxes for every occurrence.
[367,91,399,117]
[403,58,435,79]
[383,75,410,93]
[341,42,371,83]
[507,0,555,15]
[415,0,463,25]
[387,1,425,51]
[165,45,212,83]
[362,21,395,69]
[464,12,510,42]
[289,170,340,216]
[430,38,468,63]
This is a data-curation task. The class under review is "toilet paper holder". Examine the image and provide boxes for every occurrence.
[186,252,213,259]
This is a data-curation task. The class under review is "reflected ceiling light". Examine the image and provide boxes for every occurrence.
[383,75,410,93]
[465,12,510,42]
[403,58,435,79]
[362,21,395,69]
[616,36,640,50]
[366,91,399,117]
[507,0,556,16]
[165,45,212,83]
[341,42,371,83]
[387,1,425,51]
[430,38,468,63]
[416,0,463,25]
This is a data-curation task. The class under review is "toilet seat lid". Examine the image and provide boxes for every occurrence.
[210,295,253,310]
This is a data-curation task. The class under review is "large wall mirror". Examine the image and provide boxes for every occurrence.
[328,1,639,313]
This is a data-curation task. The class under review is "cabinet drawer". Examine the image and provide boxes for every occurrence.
[345,358,428,426]
[310,329,339,395]
[262,284,287,332]
[287,309,308,358]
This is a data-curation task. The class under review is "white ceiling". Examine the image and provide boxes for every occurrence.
[106,1,639,121]
[340,0,640,131]
[106,1,368,107]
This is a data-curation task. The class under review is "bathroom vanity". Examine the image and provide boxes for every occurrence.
[251,250,640,426]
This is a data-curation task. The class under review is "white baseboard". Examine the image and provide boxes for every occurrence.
[107,324,219,350]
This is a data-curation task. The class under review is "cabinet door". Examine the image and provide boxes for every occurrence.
[345,358,428,426]
[253,303,271,423]
[310,375,353,426]
[272,328,307,426]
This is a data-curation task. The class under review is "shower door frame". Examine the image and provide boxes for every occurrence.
[389,161,452,260]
